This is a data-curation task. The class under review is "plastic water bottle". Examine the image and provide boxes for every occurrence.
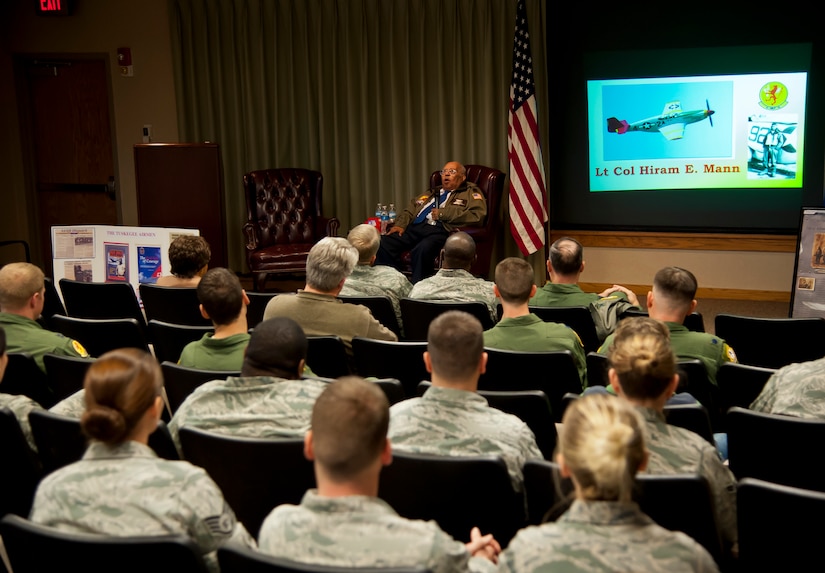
[388,203,397,225]
[380,204,389,233]
[375,202,383,219]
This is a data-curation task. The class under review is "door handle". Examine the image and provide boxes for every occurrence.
[106,176,116,201]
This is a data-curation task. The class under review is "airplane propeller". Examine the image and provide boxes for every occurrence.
[706,99,714,127]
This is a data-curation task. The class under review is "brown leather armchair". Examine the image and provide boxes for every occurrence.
[243,168,340,291]
[428,164,504,278]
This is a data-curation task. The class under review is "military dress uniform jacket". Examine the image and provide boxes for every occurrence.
[750,356,825,418]
[29,440,255,572]
[0,312,88,372]
[395,181,487,233]
[637,406,738,553]
[388,386,542,491]
[178,332,250,371]
[598,321,736,385]
[408,269,498,323]
[167,375,329,452]
[258,490,495,573]
[499,499,719,572]
[483,314,587,389]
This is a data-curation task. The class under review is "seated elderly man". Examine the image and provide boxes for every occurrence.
[339,224,412,334]
[375,161,487,283]
[263,237,397,356]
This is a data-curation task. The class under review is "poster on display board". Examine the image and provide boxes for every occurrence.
[51,225,200,305]
[791,208,825,318]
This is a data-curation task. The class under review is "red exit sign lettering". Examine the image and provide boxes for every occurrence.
[36,0,71,15]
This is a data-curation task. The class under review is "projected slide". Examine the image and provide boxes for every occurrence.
[588,72,807,192]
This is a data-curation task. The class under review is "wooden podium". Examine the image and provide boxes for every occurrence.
[134,143,228,268]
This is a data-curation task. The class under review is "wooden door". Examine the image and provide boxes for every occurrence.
[23,58,118,267]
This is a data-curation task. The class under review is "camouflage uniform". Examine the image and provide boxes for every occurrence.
[258,490,496,573]
[529,283,600,307]
[49,389,85,418]
[167,375,329,452]
[408,269,498,323]
[388,386,542,491]
[499,500,719,572]
[637,406,738,552]
[750,357,825,418]
[483,314,587,388]
[178,332,250,371]
[0,312,89,372]
[599,322,737,385]
[339,263,412,333]
[263,291,397,356]
[29,440,255,572]
[0,393,43,452]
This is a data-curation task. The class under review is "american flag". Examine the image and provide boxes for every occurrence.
[508,0,547,256]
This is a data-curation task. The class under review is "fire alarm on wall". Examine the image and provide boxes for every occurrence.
[117,47,134,77]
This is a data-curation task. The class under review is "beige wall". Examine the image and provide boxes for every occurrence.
[0,0,178,266]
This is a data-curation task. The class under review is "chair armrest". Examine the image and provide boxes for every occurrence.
[242,222,259,251]
[321,217,341,238]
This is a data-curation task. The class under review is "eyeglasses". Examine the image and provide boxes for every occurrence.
[440,169,458,176]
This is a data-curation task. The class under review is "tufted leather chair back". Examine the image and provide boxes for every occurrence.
[244,168,323,249]
[242,168,339,291]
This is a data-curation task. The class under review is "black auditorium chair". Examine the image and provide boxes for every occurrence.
[378,451,524,548]
[338,295,402,338]
[139,284,211,326]
[218,545,430,573]
[43,353,94,402]
[3,353,56,408]
[306,335,351,378]
[0,408,42,518]
[51,315,150,358]
[351,337,429,398]
[714,313,825,369]
[178,427,315,538]
[148,320,214,364]
[59,278,147,330]
[160,362,238,415]
[399,299,493,341]
[0,514,209,573]
[715,362,775,433]
[479,348,581,422]
[528,306,602,354]
[246,292,280,330]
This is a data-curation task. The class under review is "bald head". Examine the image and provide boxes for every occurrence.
[548,237,584,279]
[441,232,476,270]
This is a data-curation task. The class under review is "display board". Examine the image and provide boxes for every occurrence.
[51,224,199,301]
[791,208,825,317]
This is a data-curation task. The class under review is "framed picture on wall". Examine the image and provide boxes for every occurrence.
[790,207,825,318]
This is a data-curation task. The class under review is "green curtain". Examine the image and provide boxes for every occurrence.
[169,0,548,277]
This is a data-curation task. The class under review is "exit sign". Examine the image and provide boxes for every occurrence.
[36,0,71,16]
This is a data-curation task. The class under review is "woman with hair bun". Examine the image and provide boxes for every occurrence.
[30,348,254,571]
[499,393,719,572]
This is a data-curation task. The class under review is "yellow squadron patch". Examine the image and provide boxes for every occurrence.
[724,344,737,363]
[72,339,90,358]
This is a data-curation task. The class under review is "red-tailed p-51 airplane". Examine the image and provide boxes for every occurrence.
[607,100,714,140]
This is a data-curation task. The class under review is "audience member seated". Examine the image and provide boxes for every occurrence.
[598,266,737,386]
[258,376,500,571]
[484,257,587,387]
[155,235,211,287]
[375,161,487,284]
[0,325,43,452]
[608,316,738,558]
[29,348,255,572]
[0,262,89,372]
[339,224,412,332]
[168,317,327,452]
[408,232,498,323]
[531,237,639,308]
[178,268,250,371]
[499,393,719,573]
[388,311,542,491]
[750,356,825,418]
[263,237,397,356]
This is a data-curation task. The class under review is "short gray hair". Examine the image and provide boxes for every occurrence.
[347,224,381,264]
[306,237,358,291]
